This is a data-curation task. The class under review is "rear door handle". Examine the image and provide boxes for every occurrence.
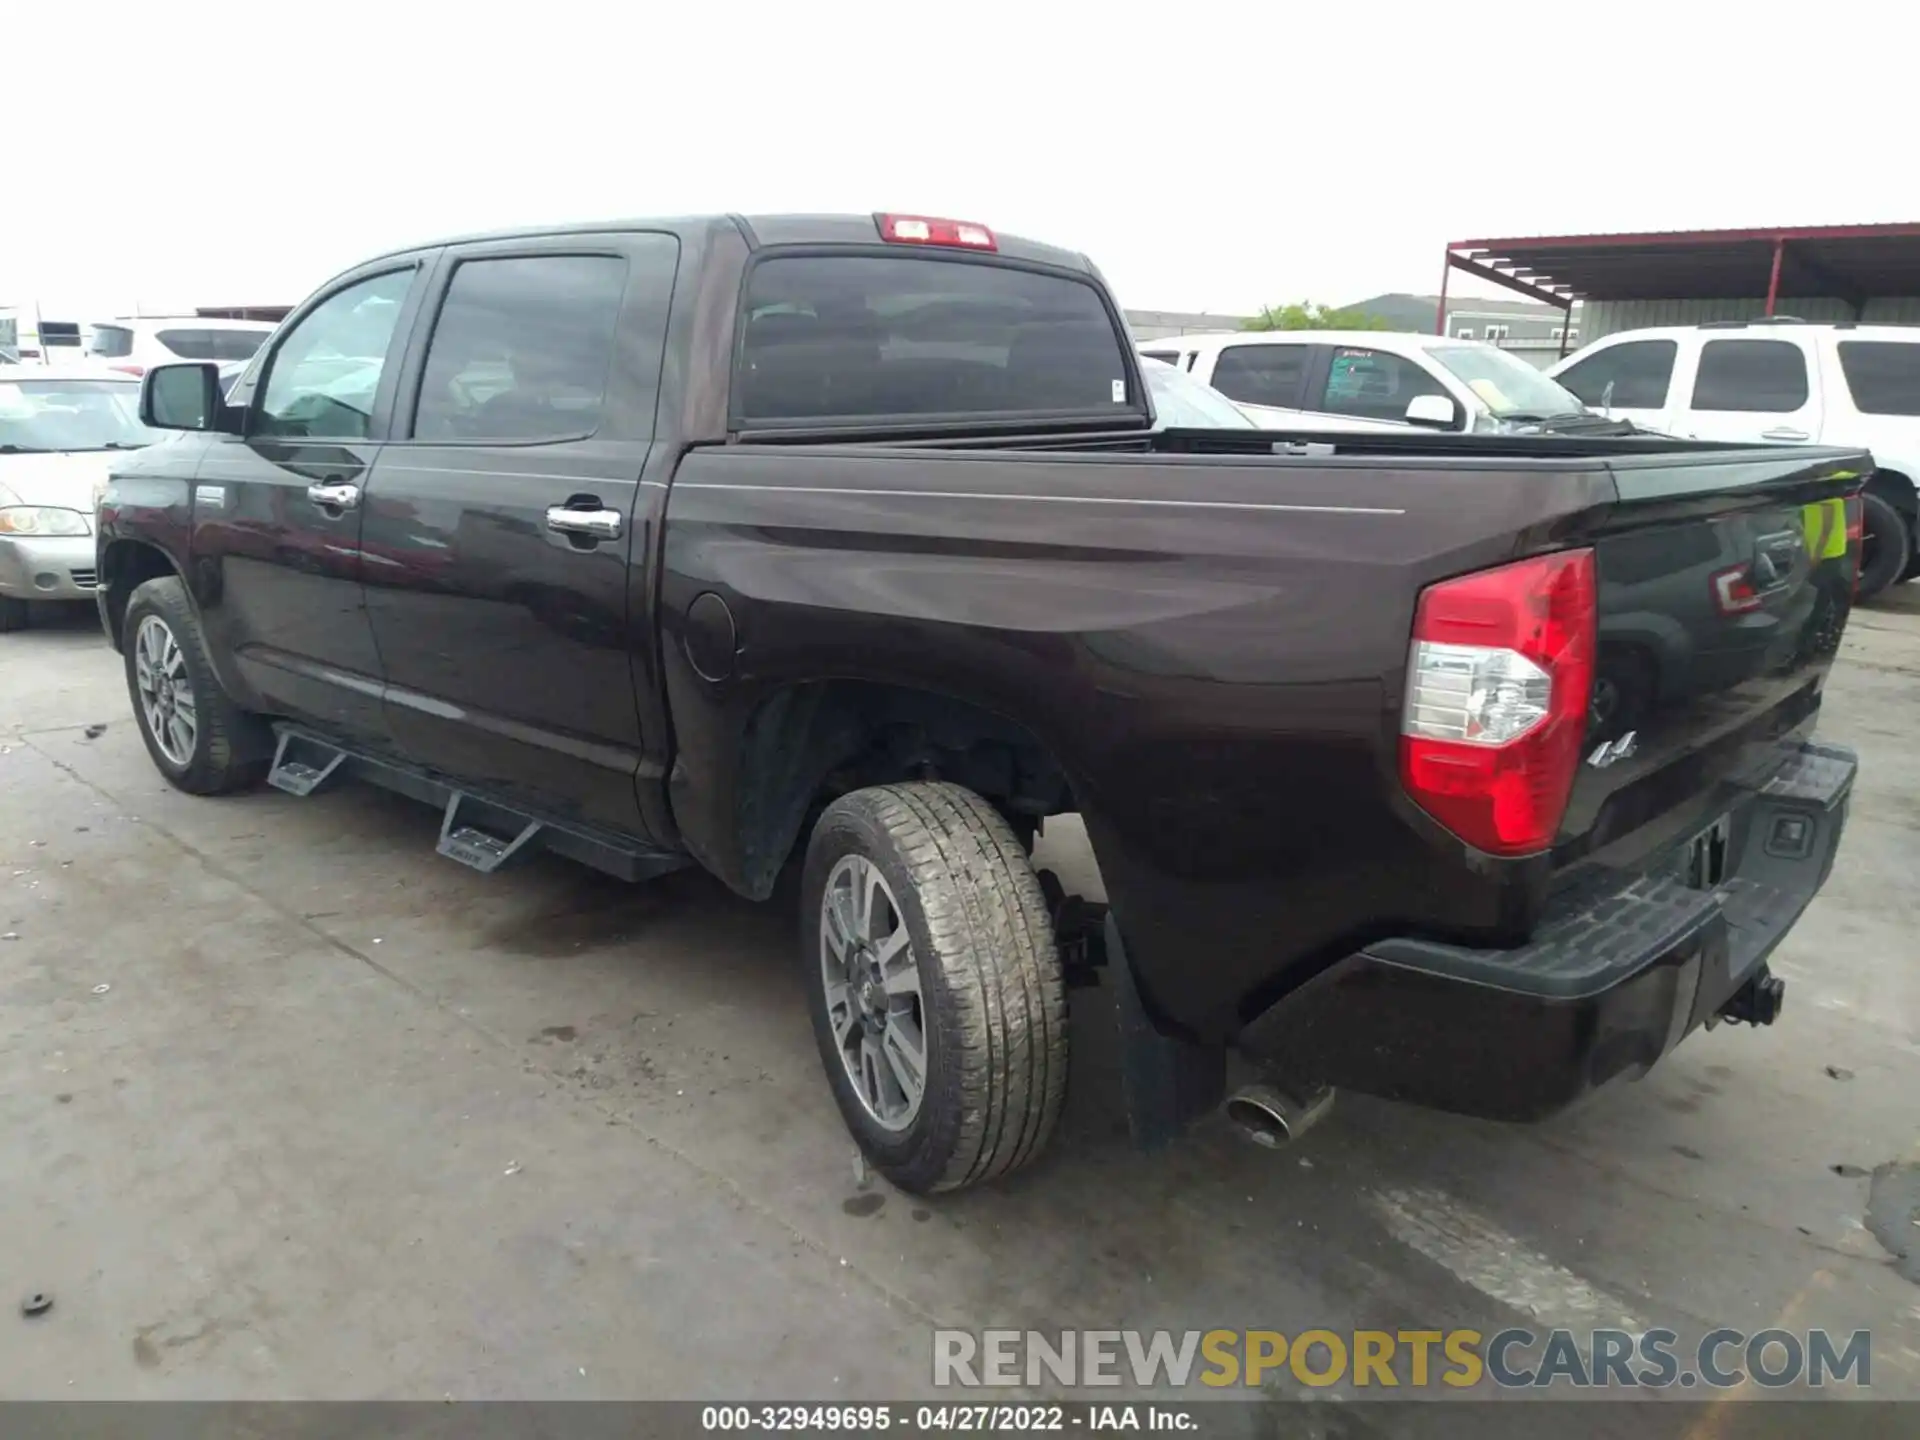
[307,481,360,510]
[1761,427,1810,442]
[545,506,623,541]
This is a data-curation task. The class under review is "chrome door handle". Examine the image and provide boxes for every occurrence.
[1761,427,1809,442]
[545,506,622,541]
[306,481,360,510]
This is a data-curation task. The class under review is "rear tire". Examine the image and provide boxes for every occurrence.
[1857,492,1911,601]
[122,577,271,795]
[0,596,29,633]
[801,782,1068,1195]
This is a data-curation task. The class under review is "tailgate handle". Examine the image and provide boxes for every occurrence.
[1761,426,1810,442]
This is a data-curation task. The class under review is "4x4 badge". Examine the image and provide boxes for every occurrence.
[1588,731,1639,768]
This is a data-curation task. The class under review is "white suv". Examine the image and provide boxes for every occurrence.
[83,317,276,377]
[1550,321,1920,599]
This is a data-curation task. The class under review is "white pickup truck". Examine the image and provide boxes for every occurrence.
[1137,329,1609,437]
[1550,321,1920,600]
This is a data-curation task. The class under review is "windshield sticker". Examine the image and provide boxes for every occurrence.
[1467,379,1514,410]
[1112,379,1126,403]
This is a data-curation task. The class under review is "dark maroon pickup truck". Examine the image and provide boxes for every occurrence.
[95,212,1864,1193]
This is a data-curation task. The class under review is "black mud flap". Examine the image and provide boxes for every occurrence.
[1106,914,1225,1151]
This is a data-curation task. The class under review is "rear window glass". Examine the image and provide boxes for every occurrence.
[1836,340,1920,416]
[87,324,134,358]
[1210,344,1309,409]
[158,328,270,362]
[735,255,1137,424]
[1690,339,1809,412]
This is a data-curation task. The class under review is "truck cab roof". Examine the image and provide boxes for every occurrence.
[358,213,1097,275]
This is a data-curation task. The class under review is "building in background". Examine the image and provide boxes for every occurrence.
[1344,293,1581,368]
[1439,223,1920,353]
[1125,309,1255,340]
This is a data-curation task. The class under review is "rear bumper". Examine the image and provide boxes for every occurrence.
[1237,740,1856,1121]
[0,534,96,601]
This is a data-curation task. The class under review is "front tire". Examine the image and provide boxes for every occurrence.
[123,577,271,795]
[801,782,1068,1195]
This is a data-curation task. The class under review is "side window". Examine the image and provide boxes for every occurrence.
[413,255,628,443]
[256,270,415,439]
[1556,339,1676,410]
[1690,339,1809,413]
[1836,341,1920,417]
[1313,347,1448,422]
[1209,344,1308,408]
[87,324,134,358]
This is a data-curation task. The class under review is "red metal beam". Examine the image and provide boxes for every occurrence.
[1764,239,1784,317]
[1448,221,1920,252]
[1445,249,1578,311]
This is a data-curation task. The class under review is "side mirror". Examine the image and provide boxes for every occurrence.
[141,362,224,432]
[1404,394,1458,430]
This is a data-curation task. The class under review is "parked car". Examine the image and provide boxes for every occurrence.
[1138,330,1616,436]
[1549,321,1920,600]
[98,212,1864,1194]
[1139,353,1256,428]
[84,317,277,377]
[0,366,162,631]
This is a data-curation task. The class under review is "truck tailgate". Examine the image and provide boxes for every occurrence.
[1553,446,1865,880]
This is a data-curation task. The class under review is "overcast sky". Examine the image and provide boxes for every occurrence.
[8,1,1916,320]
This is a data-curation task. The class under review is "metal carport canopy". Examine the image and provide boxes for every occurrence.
[1438,223,1920,347]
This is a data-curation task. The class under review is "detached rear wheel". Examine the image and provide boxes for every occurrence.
[123,577,271,795]
[802,782,1068,1195]
[1857,492,1911,602]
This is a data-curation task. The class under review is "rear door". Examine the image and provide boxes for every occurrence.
[1672,335,1823,445]
[1552,336,1684,432]
[1200,340,1313,426]
[360,233,680,837]
[191,262,430,744]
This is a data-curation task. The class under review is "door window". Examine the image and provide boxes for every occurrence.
[1209,344,1309,408]
[1556,339,1676,410]
[157,328,270,362]
[1836,341,1920,416]
[255,270,415,439]
[1313,347,1449,422]
[413,255,630,442]
[1690,339,1809,412]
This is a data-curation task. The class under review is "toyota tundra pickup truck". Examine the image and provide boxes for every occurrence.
[96,212,1865,1194]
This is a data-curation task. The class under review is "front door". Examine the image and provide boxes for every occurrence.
[359,235,680,837]
[191,264,429,744]
[1552,336,1683,433]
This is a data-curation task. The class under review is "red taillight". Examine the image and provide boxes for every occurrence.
[1710,564,1764,615]
[110,364,144,377]
[1400,550,1597,857]
[875,213,997,251]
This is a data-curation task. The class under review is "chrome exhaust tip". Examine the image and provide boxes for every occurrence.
[1225,1082,1335,1149]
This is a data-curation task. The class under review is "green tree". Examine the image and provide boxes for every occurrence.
[1242,301,1392,332]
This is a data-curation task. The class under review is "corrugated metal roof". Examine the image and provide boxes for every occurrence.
[1448,223,1920,303]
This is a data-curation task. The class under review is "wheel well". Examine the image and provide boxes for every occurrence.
[1868,467,1917,520]
[733,681,1074,898]
[98,540,182,651]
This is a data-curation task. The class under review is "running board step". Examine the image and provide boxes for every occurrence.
[264,723,691,886]
[437,795,544,875]
[267,729,347,797]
